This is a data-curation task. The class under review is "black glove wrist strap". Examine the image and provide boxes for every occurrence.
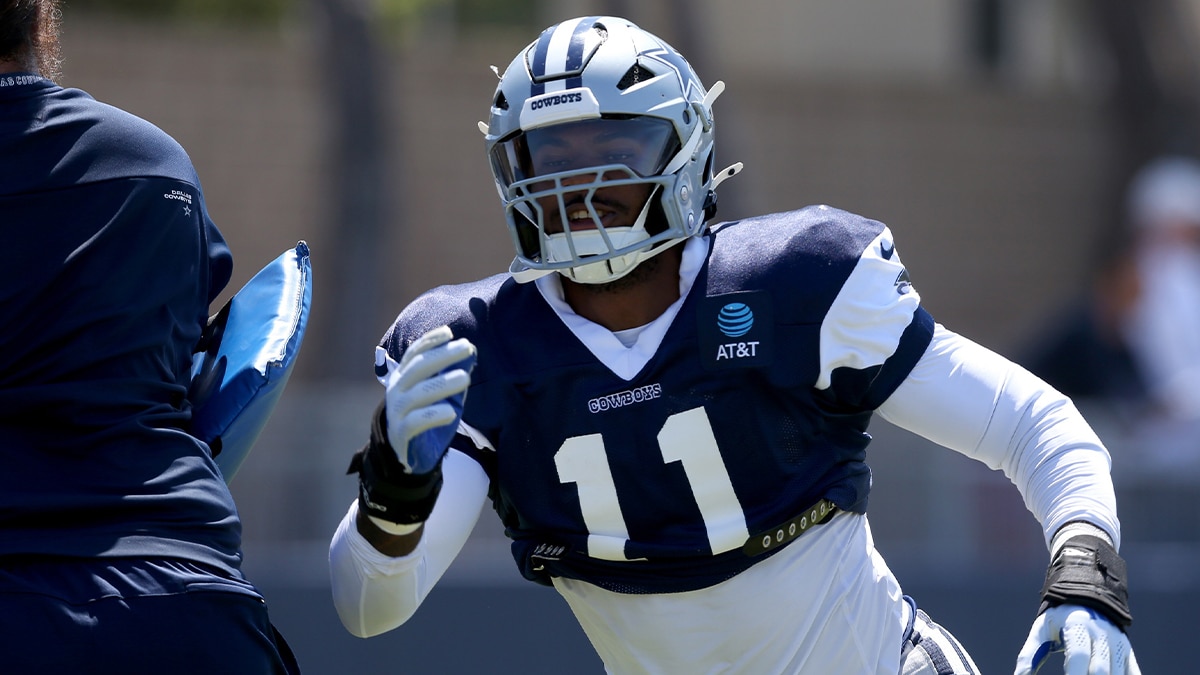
[346,402,443,525]
[1038,534,1133,631]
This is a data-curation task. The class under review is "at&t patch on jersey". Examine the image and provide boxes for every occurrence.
[698,291,774,370]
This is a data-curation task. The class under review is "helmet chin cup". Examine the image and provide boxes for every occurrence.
[546,228,643,267]
[564,255,636,285]
[547,197,653,284]
[485,16,741,285]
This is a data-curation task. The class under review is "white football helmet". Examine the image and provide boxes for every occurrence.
[482,16,741,284]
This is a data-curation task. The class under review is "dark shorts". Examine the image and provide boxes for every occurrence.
[0,556,299,674]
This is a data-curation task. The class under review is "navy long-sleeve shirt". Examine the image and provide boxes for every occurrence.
[0,74,244,574]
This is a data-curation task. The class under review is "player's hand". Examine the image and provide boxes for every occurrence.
[348,326,475,528]
[376,325,475,475]
[1014,604,1140,675]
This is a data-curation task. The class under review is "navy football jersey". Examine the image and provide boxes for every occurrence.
[381,206,934,594]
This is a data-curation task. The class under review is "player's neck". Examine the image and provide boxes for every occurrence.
[0,59,30,74]
[562,246,683,332]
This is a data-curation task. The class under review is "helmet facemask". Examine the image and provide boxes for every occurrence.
[493,117,684,284]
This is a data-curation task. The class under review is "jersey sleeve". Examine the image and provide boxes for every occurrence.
[816,226,934,410]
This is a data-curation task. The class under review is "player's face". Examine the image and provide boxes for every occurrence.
[497,118,678,235]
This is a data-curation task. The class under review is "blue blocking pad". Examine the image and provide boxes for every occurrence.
[189,241,313,483]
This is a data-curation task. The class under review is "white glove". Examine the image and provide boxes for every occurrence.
[1014,604,1140,675]
[375,325,475,474]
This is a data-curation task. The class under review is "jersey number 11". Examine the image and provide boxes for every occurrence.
[554,407,750,561]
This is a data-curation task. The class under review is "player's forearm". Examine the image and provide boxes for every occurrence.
[329,501,428,636]
[963,347,1121,549]
[1010,425,1120,550]
[877,325,1120,549]
[329,449,491,637]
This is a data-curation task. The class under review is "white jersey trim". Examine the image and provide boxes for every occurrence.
[534,236,708,381]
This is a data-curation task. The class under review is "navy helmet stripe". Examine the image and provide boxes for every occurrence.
[563,16,597,90]
[528,23,555,97]
[528,16,599,97]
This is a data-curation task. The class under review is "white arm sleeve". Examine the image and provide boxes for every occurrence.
[328,447,491,637]
[875,324,1121,551]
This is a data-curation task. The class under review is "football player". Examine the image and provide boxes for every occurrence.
[329,15,1139,674]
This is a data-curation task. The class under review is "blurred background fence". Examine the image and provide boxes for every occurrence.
[55,0,1200,672]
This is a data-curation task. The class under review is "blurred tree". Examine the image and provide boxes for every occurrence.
[307,0,540,379]
[453,0,538,26]
[65,0,540,380]
[306,0,391,381]
[1081,0,1200,253]
[66,0,538,29]
[66,0,292,25]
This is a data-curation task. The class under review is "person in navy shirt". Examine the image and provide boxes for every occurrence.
[330,15,1139,675]
[0,2,296,672]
